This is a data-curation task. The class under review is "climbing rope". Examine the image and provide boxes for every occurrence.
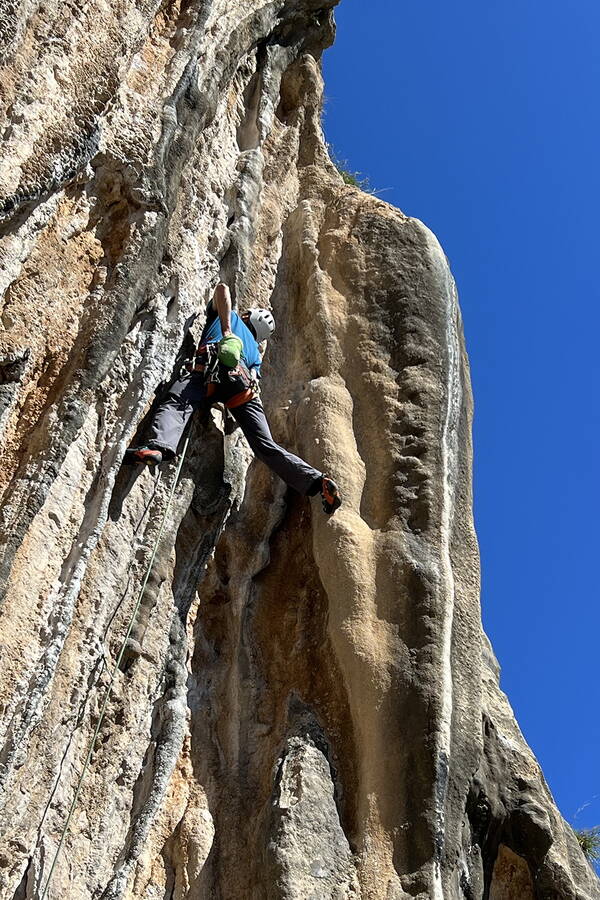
[40,434,191,899]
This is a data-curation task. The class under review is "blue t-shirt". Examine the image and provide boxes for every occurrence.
[201,304,262,374]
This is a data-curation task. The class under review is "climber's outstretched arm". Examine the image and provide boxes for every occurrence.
[214,282,233,335]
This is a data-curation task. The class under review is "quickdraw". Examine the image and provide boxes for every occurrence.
[182,342,220,380]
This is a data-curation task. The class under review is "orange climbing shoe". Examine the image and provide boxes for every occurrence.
[320,476,341,515]
[124,446,163,466]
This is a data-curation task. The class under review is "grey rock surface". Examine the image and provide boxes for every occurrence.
[267,729,360,899]
[0,1,598,899]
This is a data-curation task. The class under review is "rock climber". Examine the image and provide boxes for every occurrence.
[125,282,342,514]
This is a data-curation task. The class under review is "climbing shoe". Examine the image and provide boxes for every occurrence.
[124,446,163,466]
[320,476,341,515]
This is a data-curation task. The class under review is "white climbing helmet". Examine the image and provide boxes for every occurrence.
[246,307,275,342]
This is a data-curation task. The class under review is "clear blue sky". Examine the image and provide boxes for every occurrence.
[323,0,600,839]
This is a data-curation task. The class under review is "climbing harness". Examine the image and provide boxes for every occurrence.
[183,340,258,410]
[40,433,191,899]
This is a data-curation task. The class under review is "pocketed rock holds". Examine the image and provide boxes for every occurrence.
[0,2,598,899]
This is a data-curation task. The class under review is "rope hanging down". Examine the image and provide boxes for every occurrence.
[40,433,191,900]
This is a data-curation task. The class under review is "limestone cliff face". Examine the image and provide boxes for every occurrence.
[0,2,597,899]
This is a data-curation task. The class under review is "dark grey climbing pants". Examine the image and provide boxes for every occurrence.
[146,374,322,495]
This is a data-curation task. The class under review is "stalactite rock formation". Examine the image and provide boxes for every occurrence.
[0,1,598,898]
